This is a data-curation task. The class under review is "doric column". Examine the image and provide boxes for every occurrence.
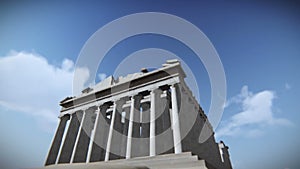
[170,84,182,154]
[58,112,82,163]
[104,102,117,161]
[73,107,95,163]
[155,89,173,155]
[149,89,157,156]
[162,91,171,131]
[154,89,164,154]
[126,96,135,159]
[132,96,142,139]
[120,107,130,158]
[126,94,142,159]
[161,91,173,154]
[55,115,72,164]
[86,106,100,162]
[70,110,86,163]
[109,99,126,160]
[45,114,70,165]
[90,103,110,162]
[140,102,150,156]
[141,102,150,138]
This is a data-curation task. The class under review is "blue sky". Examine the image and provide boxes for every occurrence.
[0,1,299,169]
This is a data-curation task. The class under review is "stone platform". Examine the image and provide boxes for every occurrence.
[40,152,210,169]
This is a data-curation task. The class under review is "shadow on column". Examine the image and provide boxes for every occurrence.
[110,99,126,160]
[90,103,111,162]
[45,114,70,165]
[140,102,150,156]
[58,111,82,163]
[73,108,96,163]
[131,95,142,158]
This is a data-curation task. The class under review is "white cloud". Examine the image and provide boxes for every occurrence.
[0,51,90,132]
[62,58,74,71]
[217,85,292,138]
[98,73,107,81]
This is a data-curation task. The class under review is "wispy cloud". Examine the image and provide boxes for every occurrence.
[217,86,293,138]
[0,51,90,132]
[98,73,107,81]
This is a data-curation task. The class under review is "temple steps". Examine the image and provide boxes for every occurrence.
[41,152,209,169]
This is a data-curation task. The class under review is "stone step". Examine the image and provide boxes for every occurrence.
[41,152,209,169]
[111,156,198,167]
[136,159,208,169]
[109,152,194,163]
[43,163,137,169]
[107,152,197,165]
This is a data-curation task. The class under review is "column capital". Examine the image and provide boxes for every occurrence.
[60,114,71,121]
[111,96,120,103]
[170,83,179,88]
[131,93,143,100]
[99,102,110,109]
[141,101,150,108]
[86,106,98,111]
[149,88,163,95]
[114,98,126,105]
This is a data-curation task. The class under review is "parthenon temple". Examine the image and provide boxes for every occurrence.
[43,60,232,169]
